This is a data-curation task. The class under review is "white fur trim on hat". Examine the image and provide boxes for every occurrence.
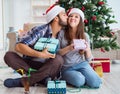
[68,8,84,22]
[46,5,65,23]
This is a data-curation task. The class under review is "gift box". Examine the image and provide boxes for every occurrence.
[90,61,103,77]
[73,39,87,50]
[34,38,59,54]
[92,58,110,72]
[47,80,66,94]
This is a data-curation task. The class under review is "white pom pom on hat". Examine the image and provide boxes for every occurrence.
[46,4,65,23]
[67,8,85,22]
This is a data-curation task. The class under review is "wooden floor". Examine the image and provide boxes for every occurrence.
[0,62,120,94]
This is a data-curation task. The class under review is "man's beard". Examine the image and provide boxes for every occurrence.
[58,17,67,27]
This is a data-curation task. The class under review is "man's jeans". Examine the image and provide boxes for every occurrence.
[61,61,102,88]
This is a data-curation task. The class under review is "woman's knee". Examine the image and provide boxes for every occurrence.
[62,71,85,87]
[88,78,102,88]
[73,77,85,87]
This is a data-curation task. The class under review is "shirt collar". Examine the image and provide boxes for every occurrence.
[48,24,52,35]
[48,24,60,38]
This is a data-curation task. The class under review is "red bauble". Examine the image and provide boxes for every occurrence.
[110,32,115,36]
[84,19,88,24]
[100,48,105,53]
[81,6,85,11]
[98,1,104,6]
[92,16,97,21]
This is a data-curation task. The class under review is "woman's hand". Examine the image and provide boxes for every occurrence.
[79,41,90,55]
[84,41,90,52]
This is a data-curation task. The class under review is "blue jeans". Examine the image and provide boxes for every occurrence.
[61,61,102,88]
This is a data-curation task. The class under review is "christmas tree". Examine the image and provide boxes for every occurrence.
[56,0,120,52]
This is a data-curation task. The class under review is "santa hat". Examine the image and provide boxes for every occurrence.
[46,4,65,23]
[67,8,84,22]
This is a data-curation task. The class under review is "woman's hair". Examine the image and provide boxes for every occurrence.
[64,16,86,45]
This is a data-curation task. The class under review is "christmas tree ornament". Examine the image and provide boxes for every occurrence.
[84,19,88,24]
[81,6,85,11]
[98,1,104,6]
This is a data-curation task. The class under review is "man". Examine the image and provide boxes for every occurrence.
[4,5,68,87]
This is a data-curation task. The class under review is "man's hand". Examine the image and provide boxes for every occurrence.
[40,48,55,59]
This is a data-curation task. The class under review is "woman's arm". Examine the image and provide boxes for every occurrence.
[58,44,74,56]
[84,42,93,61]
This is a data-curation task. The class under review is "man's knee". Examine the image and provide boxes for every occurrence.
[55,55,64,65]
[49,55,64,69]
[4,51,16,64]
[4,51,12,61]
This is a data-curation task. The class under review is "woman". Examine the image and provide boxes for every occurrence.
[58,8,102,88]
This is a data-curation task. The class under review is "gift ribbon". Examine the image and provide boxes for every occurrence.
[67,84,99,93]
[54,80,60,88]
[90,63,102,70]
[42,38,50,49]
[16,68,37,77]
[27,68,37,77]
[41,38,57,49]
[16,69,25,76]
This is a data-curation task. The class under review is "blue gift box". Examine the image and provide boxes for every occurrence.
[47,80,66,94]
[34,38,59,54]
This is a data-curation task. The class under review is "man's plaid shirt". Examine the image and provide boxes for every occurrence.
[17,24,53,49]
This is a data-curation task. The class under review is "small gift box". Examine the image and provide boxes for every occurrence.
[73,39,87,50]
[34,38,59,54]
[90,61,103,77]
[92,58,110,72]
[47,80,66,94]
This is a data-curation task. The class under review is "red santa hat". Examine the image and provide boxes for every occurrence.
[46,4,65,23]
[67,8,84,22]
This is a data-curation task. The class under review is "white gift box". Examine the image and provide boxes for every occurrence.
[73,39,87,50]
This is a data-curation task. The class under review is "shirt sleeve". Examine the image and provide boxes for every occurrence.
[17,26,44,46]
[85,33,94,61]
[85,32,91,45]
[57,30,65,49]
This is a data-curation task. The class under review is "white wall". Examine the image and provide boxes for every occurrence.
[3,0,31,32]
[108,0,120,30]
[12,0,31,30]
[2,0,31,51]
[0,0,4,49]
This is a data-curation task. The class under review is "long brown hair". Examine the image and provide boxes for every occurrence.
[64,16,86,45]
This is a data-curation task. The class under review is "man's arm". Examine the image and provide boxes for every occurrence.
[15,43,55,58]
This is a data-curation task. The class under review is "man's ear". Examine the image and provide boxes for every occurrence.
[54,16,59,22]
